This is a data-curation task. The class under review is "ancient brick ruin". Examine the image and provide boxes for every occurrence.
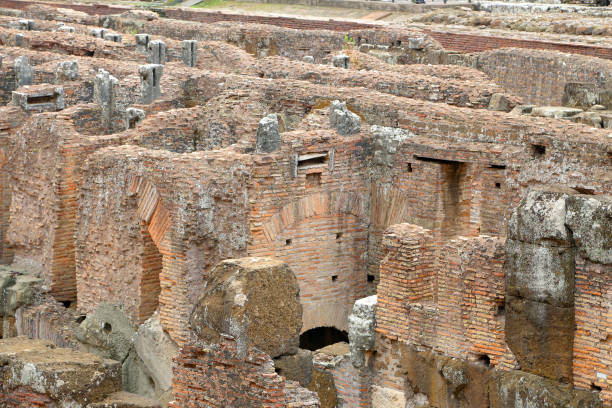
[0,1,610,407]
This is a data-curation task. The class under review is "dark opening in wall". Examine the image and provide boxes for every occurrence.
[60,300,72,308]
[495,301,505,318]
[490,164,506,169]
[407,163,413,173]
[85,50,95,57]
[75,315,86,324]
[27,94,57,105]
[297,152,328,169]
[299,327,349,351]
[531,144,546,158]
[591,383,602,392]
[336,232,343,240]
[331,275,338,282]
[495,182,501,189]
[367,274,375,282]
[478,354,491,367]
[573,186,595,195]
[103,322,112,334]
[285,238,292,245]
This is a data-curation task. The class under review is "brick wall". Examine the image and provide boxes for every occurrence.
[171,336,314,407]
[573,256,612,405]
[476,48,612,105]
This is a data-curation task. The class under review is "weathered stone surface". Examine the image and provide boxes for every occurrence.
[57,25,75,33]
[256,113,281,153]
[181,40,198,67]
[509,104,535,115]
[408,37,425,50]
[139,64,163,104]
[348,295,377,368]
[94,68,118,130]
[135,34,151,53]
[0,266,41,317]
[190,257,301,358]
[126,107,145,129]
[371,385,406,408]
[12,85,65,112]
[134,312,178,395]
[307,368,337,408]
[54,60,79,82]
[488,92,511,111]
[569,111,603,128]
[329,100,360,136]
[0,337,121,405]
[489,370,602,408]
[505,239,575,307]
[332,54,350,69]
[14,56,33,87]
[103,33,123,43]
[302,55,315,63]
[531,106,583,119]
[90,28,107,38]
[147,40,167,65]
[275,349,314,387]
[565,194,612,264]
[87,391,161,408]
[562,82,601,108]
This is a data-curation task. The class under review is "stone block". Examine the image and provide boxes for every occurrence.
[348,295,376,368]
[256,113,281,153]
[509,104,535,115]
[371,385,406,408]
[408,37,425,50]
[488,93,511,111]
[505,295,574,382]
[134,312,178,394]
[87,391,161,408]
[57,25,75,33]
[147,40,166,65]
[565,194,612,264]
[15,33,24,47]
[126,107,145,129]
[190,257,301,358]
[332,54,350,69]
[489,370,602,408]
[329,100,360,136]
[12,85,65,112]
[505,239,575,307]
[139,64,163,104]
[181,40,197,67]
[90,28,107,38]
[274,349,313,387]
[94,68,118,129]
[531,106,583,119]
[54,60,79,82]
[13,19,34,30]
[14,55,33,87]
[569,111,603,128]
[135,34,151,53]
[307,368,336,408]
[103,33,123,43]
[562,82,601,108]
[302,55,314,63]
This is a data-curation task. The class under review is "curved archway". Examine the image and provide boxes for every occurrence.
[299,326,349,351]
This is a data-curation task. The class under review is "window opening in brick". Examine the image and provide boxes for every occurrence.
[591,383,602,392]
[285,238,292,245]
[331,275,338,282]
[367,274,375,282]
[297,152,328,169]
[495,182,501,189]
[407,163,413,172]
[336,232,343,240]
[299,327,349,351]
[489,164,506,169]
[60,300,72,308]
[27,94,57,105]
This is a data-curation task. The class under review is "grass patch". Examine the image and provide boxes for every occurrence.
[192,0,228,8]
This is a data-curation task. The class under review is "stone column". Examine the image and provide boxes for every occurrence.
[135,34,151,53]
[181,40,198,67]
[126,108,145,129]
[94,69,118,132]
[54,60,79,82]
[89,28,107,38]
[14,56,33,87]
[139,64,163,104]
[147,40,166,65]
[255,113,280,153]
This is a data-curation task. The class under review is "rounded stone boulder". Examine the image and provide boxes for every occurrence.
[189,257,302,358]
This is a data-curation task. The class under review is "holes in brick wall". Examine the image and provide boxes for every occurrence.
[75,315,86,324]
[297,152,328,169]
[85,50,95,57]
[495,182,501,189]
[407,163,413,173]
[531,144,546,158]
[477,354,491,367]
[27,94,58,106]
[336,232,343,240]
[306,172,321,188]
[489,164,506,169]
[331,275,338,282]
[367,274,375,282]
[591,383,603,392]
[285,238,292,246]
[495,302,505,318]
[573,186,595,195]
[299,327,349,351]
[103,322,112,334]
[60,300,72,308]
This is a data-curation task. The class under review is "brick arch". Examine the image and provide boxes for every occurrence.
[261,191,367,243]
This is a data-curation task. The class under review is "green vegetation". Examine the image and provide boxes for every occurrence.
[192,0,228,8]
